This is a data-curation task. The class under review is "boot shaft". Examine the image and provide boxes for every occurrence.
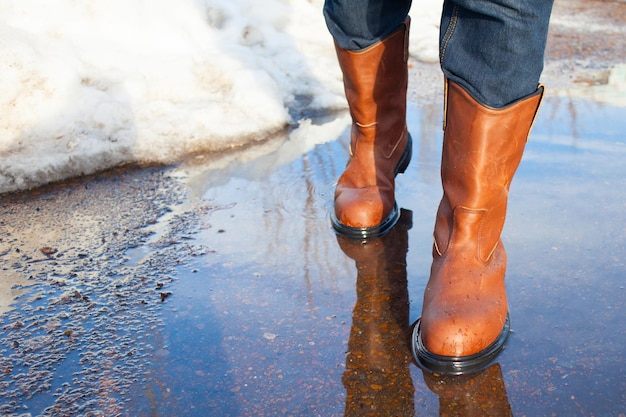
[334,17,410,157]
[435,80,544,262]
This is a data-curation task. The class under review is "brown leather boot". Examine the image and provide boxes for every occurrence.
[331,18,412,239]
[423,363,513,416]
[338,209,414,416]
[413,79,544,375]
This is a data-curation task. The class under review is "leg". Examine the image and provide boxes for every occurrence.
[413,0,554,374]
[324,0,413,238]
[324,0,412,51]
[440,0,554,107]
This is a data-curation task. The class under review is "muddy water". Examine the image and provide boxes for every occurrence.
[1,92,625,416]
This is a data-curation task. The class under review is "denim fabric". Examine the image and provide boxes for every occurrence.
[440,0,554,107]
[323,0,553,107]
[323,0,412,51]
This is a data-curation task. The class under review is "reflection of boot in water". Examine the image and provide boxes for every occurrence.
[423,363,513,417]
[337,209,414,416]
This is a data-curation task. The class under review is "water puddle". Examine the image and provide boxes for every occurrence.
[0,92,624,415]
[131,94,625,415]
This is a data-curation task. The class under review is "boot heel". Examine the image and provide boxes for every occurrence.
[395,134,412,175]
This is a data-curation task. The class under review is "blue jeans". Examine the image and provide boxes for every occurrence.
[324,0,554,107]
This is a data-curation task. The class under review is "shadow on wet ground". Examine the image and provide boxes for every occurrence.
[1,89,624,416]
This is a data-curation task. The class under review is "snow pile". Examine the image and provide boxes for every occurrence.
[0,0,441,193]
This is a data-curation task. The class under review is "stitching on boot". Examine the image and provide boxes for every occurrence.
[356,121,377,128]
[478,209,494,264]
[433,237,443,257]
[451,206,490,264]
[383,129,406,159]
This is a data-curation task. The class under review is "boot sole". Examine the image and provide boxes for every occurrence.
[411,314,510,376]
[331,134,413,239]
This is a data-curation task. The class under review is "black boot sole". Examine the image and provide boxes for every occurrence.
[411,314,510,376]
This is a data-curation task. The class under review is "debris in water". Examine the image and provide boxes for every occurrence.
[40,247,57,257]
